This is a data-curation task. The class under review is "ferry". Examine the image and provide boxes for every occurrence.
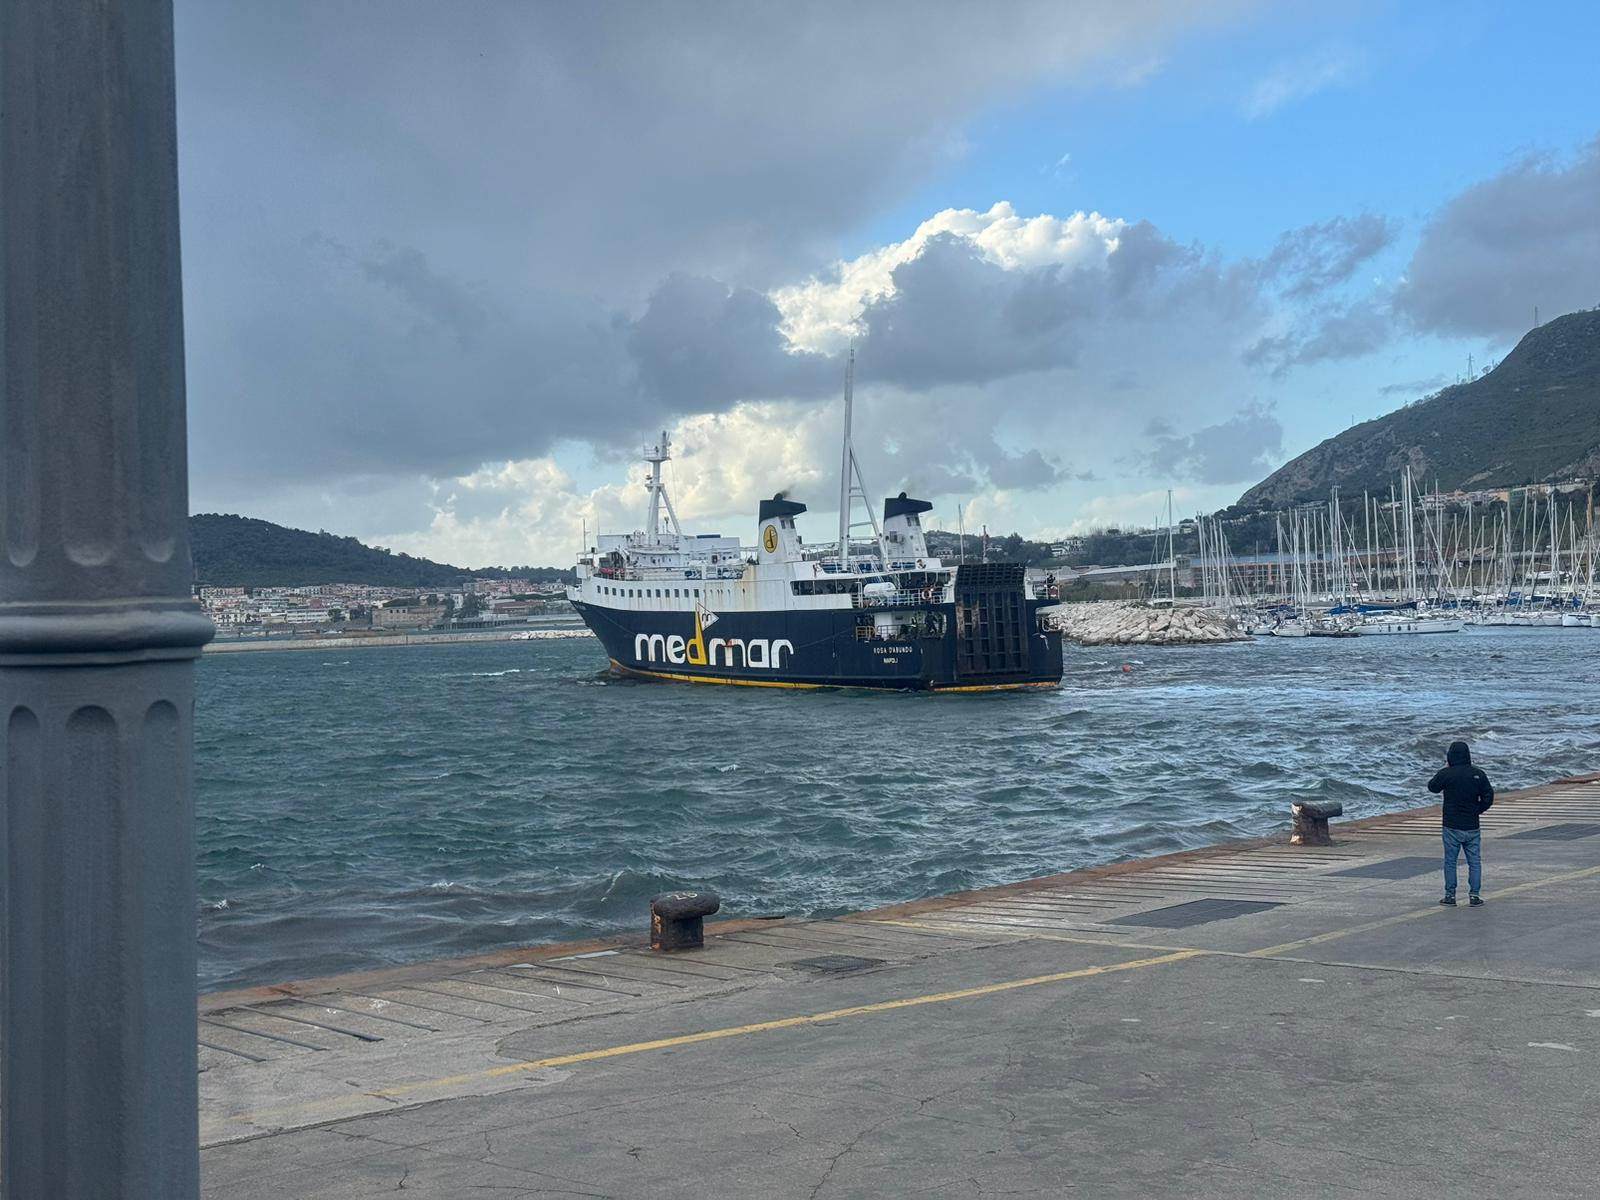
[567,363,1063,691]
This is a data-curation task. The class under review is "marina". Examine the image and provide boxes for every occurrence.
[1193,468,1600,639]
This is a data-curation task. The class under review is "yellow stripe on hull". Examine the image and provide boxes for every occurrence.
[610,660,829,689]
[609,660,1056,693]
[929,681,1059,692]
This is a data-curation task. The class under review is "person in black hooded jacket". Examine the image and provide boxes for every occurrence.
[1428,740,1493,906]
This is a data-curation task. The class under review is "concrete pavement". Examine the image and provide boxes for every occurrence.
[199,776,1600,1198]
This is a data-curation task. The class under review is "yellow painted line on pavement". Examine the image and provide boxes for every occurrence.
[369,948,1201,1098]
[226,947,1201,1128]
[873,917,1190,955]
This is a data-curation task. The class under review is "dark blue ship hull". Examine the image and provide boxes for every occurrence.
[574,567,1062,692]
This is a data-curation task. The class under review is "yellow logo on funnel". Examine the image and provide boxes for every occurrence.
[762,524,778,553]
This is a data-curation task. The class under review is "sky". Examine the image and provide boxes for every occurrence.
[174,0,1600,567]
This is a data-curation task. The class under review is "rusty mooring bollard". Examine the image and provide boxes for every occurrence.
[1290,799,1344,846]
[651,891,721,952]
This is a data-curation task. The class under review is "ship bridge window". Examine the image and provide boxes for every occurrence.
[791,578,856,596]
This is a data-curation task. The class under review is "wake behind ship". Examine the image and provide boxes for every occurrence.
[567,365,1062,691]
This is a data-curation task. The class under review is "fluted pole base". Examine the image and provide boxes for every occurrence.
[3,655,202,1196]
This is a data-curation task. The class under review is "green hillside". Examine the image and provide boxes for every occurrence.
[189,514,571,588]
[1239,308,1600,509]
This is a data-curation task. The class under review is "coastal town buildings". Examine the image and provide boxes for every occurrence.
[197,580,570,637]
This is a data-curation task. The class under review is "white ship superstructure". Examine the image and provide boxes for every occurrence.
[567,361,1062,690]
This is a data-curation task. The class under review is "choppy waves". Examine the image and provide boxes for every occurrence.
[195,629,1600,989]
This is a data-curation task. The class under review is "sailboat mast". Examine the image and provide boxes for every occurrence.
[1403,468,1418,602]
[1550,496,1561,607]
[1363,490,1374,599]
[1330,487,1343,605]
[1166,490,1176,602]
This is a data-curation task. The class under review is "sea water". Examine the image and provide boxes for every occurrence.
[196,628,1600,989]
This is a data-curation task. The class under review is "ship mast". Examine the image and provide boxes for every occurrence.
[836,348,884,563]
[643,431,683,545]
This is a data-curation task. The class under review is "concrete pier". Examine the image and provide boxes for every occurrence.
[199,775,1600,1198]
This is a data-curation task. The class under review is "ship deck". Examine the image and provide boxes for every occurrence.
[200,773,1600,1197]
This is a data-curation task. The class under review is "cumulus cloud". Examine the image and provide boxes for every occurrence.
[778,204,1264,395]
[177,2,1252,525]
[213,179,1415,563]
[626,275,834,410]
[773,202,1127,354]
[1394,136,1600,339]
[370,402,844,566]
[182,5,1553,566]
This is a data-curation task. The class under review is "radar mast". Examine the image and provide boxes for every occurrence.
[643,431,683,545]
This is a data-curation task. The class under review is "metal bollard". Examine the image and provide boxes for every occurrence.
[651,891,721,952]
[1290,799,1344,846]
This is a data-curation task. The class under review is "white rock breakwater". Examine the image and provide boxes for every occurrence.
[1042,602,1248,646]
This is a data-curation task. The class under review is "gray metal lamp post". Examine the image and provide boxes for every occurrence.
[2,1,211,1195]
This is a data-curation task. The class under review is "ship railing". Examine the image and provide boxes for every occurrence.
[852,588,946,609]
[593,564,746,583]
[814,557,889,575]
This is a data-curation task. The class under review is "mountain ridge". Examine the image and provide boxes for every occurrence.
[1238,309,1600,510]
[189,514,570,588]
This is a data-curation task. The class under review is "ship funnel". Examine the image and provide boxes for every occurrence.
[882,492,933,563]
[757,493,807,565]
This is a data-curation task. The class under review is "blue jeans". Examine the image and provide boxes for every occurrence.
[1443,827,1482,897]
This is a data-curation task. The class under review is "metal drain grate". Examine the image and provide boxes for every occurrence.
[782,955,886,975]
[1505,823,1600,841]
[1331,856,1440,880]
[1108,899,1281,929]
